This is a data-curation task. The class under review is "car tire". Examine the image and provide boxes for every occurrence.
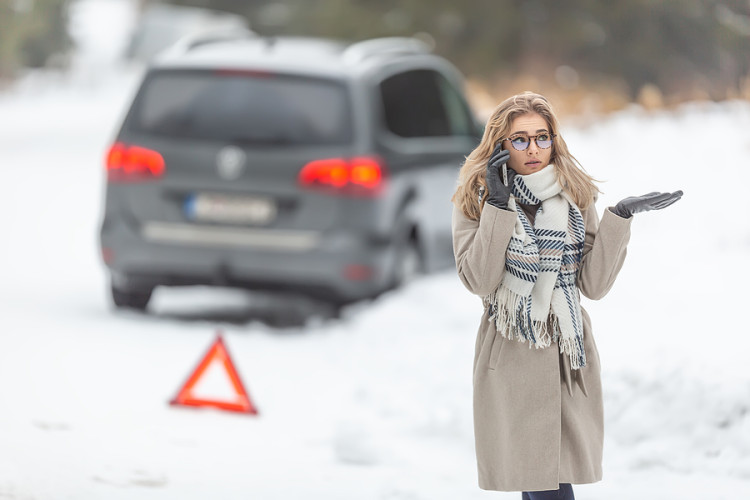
[392,236,423,289]
[111,284,153,311]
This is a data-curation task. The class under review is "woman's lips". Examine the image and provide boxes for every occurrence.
[525,160,541,166]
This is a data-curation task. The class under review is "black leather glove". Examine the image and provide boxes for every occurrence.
[611,190,684,219]
[484,144,515,210]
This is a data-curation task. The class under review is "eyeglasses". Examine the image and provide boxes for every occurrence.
[502,133,556,151]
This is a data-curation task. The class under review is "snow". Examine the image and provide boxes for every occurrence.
[1,1,749,498]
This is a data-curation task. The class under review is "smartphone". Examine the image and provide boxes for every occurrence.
[502,164,508,186]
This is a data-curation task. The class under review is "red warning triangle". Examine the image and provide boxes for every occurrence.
[170,332,258,415]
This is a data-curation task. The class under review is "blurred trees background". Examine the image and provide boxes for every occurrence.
[150,0,750,112]
[0,0,71,79]
[1,0,748,113]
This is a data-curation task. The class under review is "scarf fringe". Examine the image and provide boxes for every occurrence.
[485,286,557,348]
[485,286,586,369]
[559,335,586,370]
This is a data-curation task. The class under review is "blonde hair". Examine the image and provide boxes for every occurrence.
[451,91,599,220]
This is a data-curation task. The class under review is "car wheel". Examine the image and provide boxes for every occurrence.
[392,237,423,288]
[111,283,153,311]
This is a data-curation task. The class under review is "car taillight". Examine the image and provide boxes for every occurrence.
[298,156,386,196]
[106,142,165,182]
[101,246,114,265]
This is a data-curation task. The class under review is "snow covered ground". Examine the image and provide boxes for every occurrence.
[1,1,749,499]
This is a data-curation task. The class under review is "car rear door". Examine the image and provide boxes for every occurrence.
[110,68,357,234]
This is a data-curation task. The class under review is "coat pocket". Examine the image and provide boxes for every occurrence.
[487,329,505,371]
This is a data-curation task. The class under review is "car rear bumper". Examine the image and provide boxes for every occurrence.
[101,219,395,302]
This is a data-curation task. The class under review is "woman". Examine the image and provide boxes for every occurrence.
[451,92,681,499]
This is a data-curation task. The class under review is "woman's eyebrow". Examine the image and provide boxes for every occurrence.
[510,128,549,135]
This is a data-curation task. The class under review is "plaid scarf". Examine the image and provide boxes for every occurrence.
[483,165,587,369]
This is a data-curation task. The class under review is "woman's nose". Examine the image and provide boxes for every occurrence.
[527,140,540,154]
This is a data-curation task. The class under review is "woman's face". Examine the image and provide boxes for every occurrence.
[501,112,553,176]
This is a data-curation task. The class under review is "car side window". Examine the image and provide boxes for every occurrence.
[379,69,473,139]
[436,74,475,137]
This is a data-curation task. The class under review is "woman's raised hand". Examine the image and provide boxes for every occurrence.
[484,144,516,210]
[611,190,684,219]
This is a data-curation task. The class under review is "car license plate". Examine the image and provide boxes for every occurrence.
[184,193,277,224]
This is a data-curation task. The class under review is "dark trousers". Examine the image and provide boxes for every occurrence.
[521,483,575,500]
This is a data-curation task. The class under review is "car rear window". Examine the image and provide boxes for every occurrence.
[126,69,353,145]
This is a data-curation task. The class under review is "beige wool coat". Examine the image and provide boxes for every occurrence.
[452,200,632,492]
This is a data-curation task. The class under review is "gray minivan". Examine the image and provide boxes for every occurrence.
[99,34,481,311]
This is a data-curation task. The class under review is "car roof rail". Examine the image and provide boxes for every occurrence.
[161,27,259,57]
[342,37,433,64]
